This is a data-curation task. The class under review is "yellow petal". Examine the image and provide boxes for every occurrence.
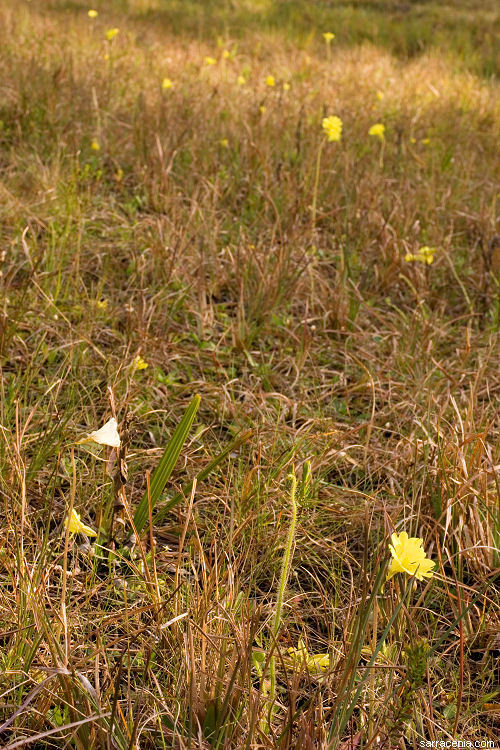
[66,509,97,537]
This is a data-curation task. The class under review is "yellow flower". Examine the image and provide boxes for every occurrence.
[404,246,437,265]
[132,355,148,371]
[114,168,124,182]
[66,509,97,537]
[259,105,266,114]
[91,139,100,151]
[265,75,275,87]
[222,50,230,59]
[237,75,246,85]
[205,56,216,65]
[76,417,121,448]
[105,28,119,41]
[410,137,417,144]
[219,138,229,148]
[376,90,384,100]
[283,82,290,91]
[288,639,330,675]
[96,298,108,310]
[88,9,98,18]
[322,115,342,142]
[421,137,431,145]
[323,32,335,43]
[387,531,435,582]
[368,123,385,140]
[161,77,173,90]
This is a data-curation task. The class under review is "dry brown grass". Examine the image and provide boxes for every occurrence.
[0,0,499,747]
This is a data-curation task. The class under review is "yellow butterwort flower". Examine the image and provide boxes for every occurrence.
[88,9,98,18]
[288,639,330,674]
[161,77,173,90]
[368,123,385,140]
[76,417,121,448]
[387,531,435,582]
[91,139,100,151]
[66,509,97,537]
[237,75,246,85]
[323,32,335,43]
[205,56,216,65]
[404,246,437,265]
[322,115,342,142]
[105,28,119,41]
[265,75,275,87]
[132,355,148,371]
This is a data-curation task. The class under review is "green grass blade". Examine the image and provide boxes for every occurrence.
[132,394,201,534]
[153,428,253,523]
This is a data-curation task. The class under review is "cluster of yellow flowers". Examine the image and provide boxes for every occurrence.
[287,639,330,675]
[405,246,437,265]
[369,122,385,140]
[322,115,342,142]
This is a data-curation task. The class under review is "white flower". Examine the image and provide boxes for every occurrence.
[77,417,121,447]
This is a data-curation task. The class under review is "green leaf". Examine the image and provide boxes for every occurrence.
[132,394,201,534]
[153,428,253,524]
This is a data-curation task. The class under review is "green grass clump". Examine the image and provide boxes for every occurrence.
[0,0,499,747]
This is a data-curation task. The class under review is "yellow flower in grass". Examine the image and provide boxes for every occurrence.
[132,355,148,371]
[288,639,330,675]
[265,75,275,87]
[387,531,435,582]
[205,56,216,66]
[76,417,121,448]
[91,139,100,151]
[404,246,437,265]
[323,32,335,43]
[322,115,342,142]
[237,75,246,85]
[219,138,229,148]
[283,81,290,91]
[368,123,385,141]
[66,509,97,537]
[105,28,119,41]
[376,91,384,101]
[161,77,173,90]
[88,9,98,18]
[222,49,230,59]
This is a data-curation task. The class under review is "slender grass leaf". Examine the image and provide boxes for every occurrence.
[133,394,200,534]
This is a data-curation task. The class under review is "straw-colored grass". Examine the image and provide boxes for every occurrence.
[0,0,499,747]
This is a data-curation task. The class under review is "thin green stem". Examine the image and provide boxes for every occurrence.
[269,471,298,719]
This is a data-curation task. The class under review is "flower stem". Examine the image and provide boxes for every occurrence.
[311,137,326,235]
[268,470,299,723]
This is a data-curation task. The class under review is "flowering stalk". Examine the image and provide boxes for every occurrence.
[268,471,298,717]
[311,138,326,235]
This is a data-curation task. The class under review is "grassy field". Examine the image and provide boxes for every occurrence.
[0,0,499,747]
